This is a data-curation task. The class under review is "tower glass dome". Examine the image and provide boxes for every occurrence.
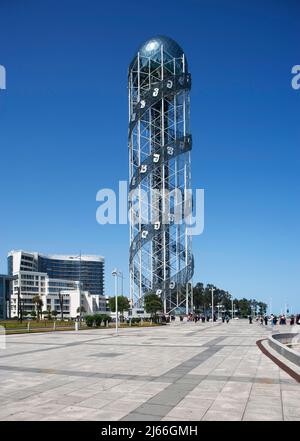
[129,35,188,72]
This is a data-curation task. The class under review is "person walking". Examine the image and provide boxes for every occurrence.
[249,315,253,324]
[264,315,268,326]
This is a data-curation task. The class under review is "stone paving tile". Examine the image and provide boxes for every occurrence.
[174,398,214,410]
[283,406,300,419]
[54,405,107,420]
[50,395,88,406]
[243,412,283,421]
[29,402,69,415]
[105,399,146,413]
[163,406,208,420]
[283,415,300,421]
[246,396,283,409]
[202,410,243,421]
[85,410,130,421]
[2,412,44,421]
[208,399,248,413]
[134,403,173,417]
[72,397,112,409]
[122,413,159,421]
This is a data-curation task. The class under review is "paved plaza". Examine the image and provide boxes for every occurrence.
[0,320,299,421]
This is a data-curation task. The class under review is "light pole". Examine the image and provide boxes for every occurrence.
[216,303,222,320]
[210,287,215,324]
[231,297,234,319]
[112,269,119,334]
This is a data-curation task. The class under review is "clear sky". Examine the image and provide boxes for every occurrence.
[0,0,299,313]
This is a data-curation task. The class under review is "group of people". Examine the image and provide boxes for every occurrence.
[177,312,300,326]
[186,313,231,323]
[254,314,300,326]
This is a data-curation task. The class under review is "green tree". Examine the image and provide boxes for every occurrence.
[144,293,163,318]
[51,310,58,319]
[77,306,86,316]
[193,282,205,311]
[108,296,130,315]
[236,298,250,317]
[46,306,52,320]
[257,302,267,315]
[32,296,43,321]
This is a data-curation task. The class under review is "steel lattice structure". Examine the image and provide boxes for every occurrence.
[128,36,194,315]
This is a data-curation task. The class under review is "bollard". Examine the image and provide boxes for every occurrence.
[53,321,56,331]
[75,322,79,331]
[27,322,30,332]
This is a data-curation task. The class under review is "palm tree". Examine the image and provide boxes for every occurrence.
[76,306,86,319]
[32,296,43,321]
[46,305,52,320]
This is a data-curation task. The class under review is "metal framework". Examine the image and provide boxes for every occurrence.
[128,36,194,315]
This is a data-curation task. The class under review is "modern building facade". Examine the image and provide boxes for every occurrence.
[0,274,12,320]
[8,250,106,318]
[8,251,104,296]
[128,36,194,315]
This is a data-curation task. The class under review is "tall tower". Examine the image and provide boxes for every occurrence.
[128,36,194,315]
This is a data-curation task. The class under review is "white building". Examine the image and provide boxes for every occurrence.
[10,272,106,319]
[8,250,106,319]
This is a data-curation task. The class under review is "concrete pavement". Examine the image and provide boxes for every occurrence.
[0,320,299,421]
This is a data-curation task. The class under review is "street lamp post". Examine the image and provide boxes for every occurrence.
[210,287,215,324]
[112,269,119,335]
[16,286,21,322]
[231,297,234,319]
[216,304,222,320]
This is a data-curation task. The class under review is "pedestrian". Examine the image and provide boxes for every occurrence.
[290,316,294,326]
[226,315,230,324]
[260,316,263,325]
[249,316,253,324]
[264,315,268,326]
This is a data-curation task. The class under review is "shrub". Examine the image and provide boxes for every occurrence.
[102,314,111,325]
[131,317,141,324]
[94,314,104,327]
[85,315,94,327]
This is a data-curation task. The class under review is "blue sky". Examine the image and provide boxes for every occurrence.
[0,0,299,313]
